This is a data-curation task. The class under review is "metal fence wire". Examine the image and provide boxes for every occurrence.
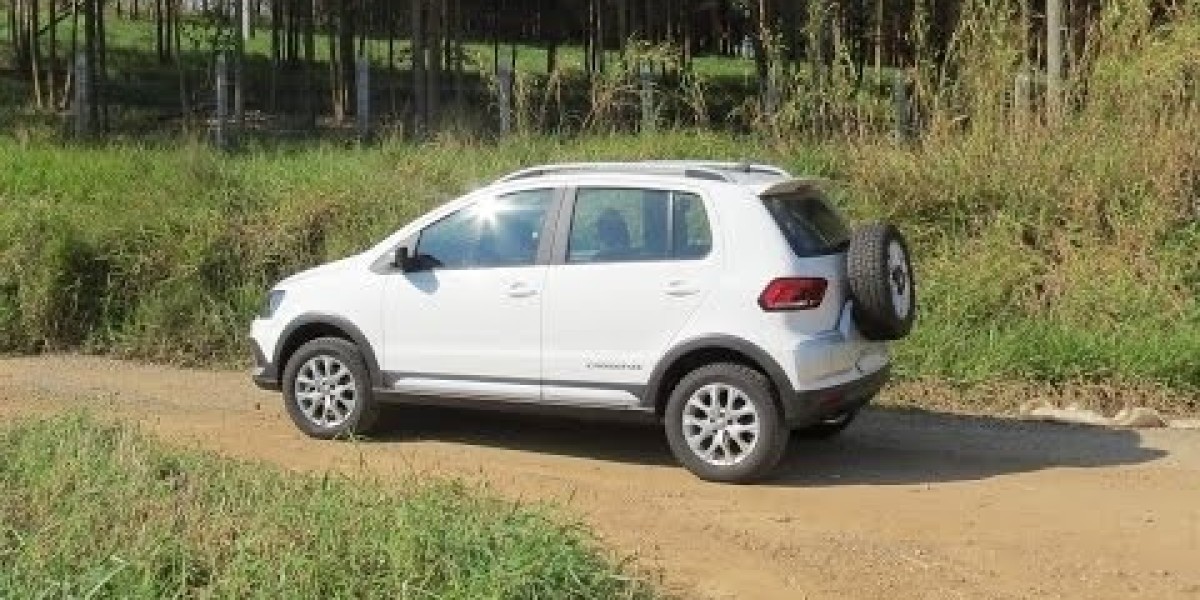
[63,49,942,144]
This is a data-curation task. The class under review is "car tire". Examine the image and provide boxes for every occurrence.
[282,337,380,439]
[847,221,916,341]
[792,409,859,440]
[664,363,789,483]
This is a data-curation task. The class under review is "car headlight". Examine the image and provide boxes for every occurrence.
[260,289,286,319]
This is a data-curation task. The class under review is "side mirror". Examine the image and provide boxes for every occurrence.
[393,246,411,270]
[393,245,433,272]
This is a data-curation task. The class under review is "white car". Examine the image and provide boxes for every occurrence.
[250,161,915,482]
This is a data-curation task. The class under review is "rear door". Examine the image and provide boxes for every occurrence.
[540,186,720,407]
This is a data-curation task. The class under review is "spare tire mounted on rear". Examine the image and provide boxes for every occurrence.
[847,221,916,341]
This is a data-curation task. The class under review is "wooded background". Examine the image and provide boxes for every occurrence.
[0,0,1159,138]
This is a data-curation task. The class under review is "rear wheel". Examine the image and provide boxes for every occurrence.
[664,363,788,483]
[282,337,380,439]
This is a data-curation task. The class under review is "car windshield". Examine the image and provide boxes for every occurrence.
[761,193,851,256]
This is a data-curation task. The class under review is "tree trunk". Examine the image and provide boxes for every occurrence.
[154,0,163,63]
[303,0,316,127]
[617,0,627,59]
[235,0,246,127]
[545,0,557,73]
[13,0,27,72]
[48,0,57,108]
[426,0,442,129]
[31,0,44,108]
[174,0,188,124]
[97,0,107,132]
[337,0,356,120]
[328,3,341,121]
[82,0,98,131]
[64,0,78,106]
[452,0,464,110]
[411,0,426,135]
[750,0,771,93]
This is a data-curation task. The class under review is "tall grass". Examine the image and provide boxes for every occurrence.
[0,413,657,598]
[0,128,1195,391]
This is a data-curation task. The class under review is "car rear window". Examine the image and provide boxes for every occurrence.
[762,193,851,256]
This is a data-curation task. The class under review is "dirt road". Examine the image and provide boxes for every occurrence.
[2,355,1198,599]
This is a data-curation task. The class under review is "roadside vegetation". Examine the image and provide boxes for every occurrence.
[0,125,1196,395]
[0,412,656,598]
[0,0,1197,403]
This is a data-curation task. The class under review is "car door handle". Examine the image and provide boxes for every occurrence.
[664,280,700,297]
[507,282,538,298]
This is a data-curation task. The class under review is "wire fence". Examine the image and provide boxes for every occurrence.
[52,49,1064,145]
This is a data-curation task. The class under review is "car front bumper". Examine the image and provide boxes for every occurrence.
[251,338,281,391]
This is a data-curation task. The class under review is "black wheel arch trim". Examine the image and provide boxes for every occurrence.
[642,335,796,419]
[272,313,383,389]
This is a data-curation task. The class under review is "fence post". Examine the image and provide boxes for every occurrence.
[497,64,513,135]
[1013,68,1031,129]
[1046,0,1064,125]
[639,62,656,133]
[892,70,912,141]
[357,56,371,142]
[214,53,229,149]
[73,52,90,139]
[763,72,780,124]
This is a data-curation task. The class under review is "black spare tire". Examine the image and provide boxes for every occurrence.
[847,221,916,340]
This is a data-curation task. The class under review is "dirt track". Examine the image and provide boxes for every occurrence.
[2,355,1198,599]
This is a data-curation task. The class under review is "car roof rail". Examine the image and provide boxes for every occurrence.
[495,161,792,184]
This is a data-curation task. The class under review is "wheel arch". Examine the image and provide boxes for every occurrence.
[275,314,383,389]
[644,335,794,420]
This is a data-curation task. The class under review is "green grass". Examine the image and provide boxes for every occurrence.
[0,130,1196,394]
[0,412,657,598]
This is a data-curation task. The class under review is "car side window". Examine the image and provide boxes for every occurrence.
[416,189,553,269]
[672,192,712,259]
[568,188,711,263]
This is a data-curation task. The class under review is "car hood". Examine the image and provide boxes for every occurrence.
[277,255,361,288]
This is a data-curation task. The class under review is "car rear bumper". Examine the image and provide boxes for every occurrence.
[781,365,889,427]
[251,339,281,391]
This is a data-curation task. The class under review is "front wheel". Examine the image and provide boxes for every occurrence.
[282,337,380,439]
[664,363,789,483]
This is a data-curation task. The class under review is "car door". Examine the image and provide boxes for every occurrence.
[540,186,720,407]
[382,188,559,401]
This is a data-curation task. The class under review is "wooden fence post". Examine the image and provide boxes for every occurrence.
[214,52,229,149]
[1013,68,1032,129]
[892,70,912,141]
[639,62,656,133]
[497,64,512,135]
[1046,0,1064,125]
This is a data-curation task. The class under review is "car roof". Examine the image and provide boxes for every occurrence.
[495,161,794,186]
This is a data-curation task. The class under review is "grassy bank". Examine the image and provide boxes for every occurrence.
[1,127,1198,396]
[0,413,656,598]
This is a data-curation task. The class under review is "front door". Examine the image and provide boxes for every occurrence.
[383,188,557,401]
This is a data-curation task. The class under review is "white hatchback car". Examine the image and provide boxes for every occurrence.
[251,161,915,482]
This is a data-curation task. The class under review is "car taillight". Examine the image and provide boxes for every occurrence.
[758,278,827,311]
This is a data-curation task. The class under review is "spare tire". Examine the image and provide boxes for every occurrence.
[847,222,916,340]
